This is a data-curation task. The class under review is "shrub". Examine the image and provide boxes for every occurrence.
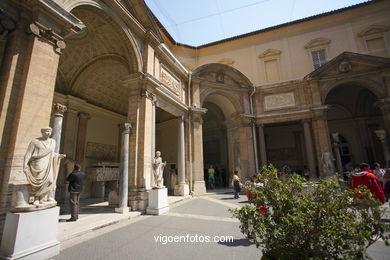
[231,165,389,259]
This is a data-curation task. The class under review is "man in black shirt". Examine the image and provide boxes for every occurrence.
[66,164,85,222]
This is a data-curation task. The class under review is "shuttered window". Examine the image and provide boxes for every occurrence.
[311,49,326,69]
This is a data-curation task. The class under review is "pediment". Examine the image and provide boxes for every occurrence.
[304,38,331,49]
[358,25,389,37]
[193,63,252,87]
[259,49,281,59]
[305,52,390,80]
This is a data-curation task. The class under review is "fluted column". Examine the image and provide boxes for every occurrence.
[116,123,131,213]
[75,112,90,167]
[302,119,316,179]
[174,116,189,196]
[257,124,267,166]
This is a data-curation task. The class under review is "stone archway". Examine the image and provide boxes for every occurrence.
[325,83,384,167]
[55,5,140,204]
[202,91,244,188]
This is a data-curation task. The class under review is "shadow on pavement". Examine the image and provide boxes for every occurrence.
[218,238,254,247]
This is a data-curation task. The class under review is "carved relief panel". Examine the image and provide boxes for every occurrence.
[160,66,181,97]
[264,92,296,111]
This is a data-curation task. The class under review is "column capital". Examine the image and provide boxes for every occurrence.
[78,112,91,120]
[302,118,312,124]
[119,123,132,134]
[53,103,67,116]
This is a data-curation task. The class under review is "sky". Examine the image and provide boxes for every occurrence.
[145,0,370,46]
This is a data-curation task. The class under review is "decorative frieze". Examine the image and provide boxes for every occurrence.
[161,67,180,96]
[264,92,296,111]
[86,142,117,161]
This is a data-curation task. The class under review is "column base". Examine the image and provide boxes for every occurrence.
[192,181,206,196]
[115,206,129,214]
[129,189,138,211]
[0,207,60,260]
[137,190,149,211]
[146,188,169,215]
[174,183,189,196]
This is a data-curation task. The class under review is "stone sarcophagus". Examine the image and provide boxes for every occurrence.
[88,162,120,182]
[87,162,119,204]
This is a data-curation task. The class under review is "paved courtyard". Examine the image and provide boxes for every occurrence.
[56,191,390,260]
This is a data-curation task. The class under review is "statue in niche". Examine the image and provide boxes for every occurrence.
[18,127,66,210]
[153,151,166,188]
[321,150,334,177]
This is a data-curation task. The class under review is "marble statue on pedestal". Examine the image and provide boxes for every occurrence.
[152,151,166,188]
[321,150,334,177]
[16,127,66,211]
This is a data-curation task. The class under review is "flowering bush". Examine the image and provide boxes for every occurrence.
[231,165,389,259]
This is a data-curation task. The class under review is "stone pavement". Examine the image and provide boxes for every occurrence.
[57,194,192,242]
[55,190,390,260]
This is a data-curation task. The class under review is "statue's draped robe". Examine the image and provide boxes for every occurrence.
[153,157,165,188]
[24,138,61,197]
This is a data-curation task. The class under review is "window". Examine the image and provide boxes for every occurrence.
[311,49,326,69]
[358,25,389,57]
[258,49,281,82]
[264,59,280,82]
[366,37,387,57]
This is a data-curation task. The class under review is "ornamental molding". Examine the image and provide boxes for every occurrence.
[304,38,331,49]
[358,25,389,37]
[259,49,282,59]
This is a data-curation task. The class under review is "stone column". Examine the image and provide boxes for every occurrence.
[191,108,207,195]
[331,133,343,173]
[116,123,131,213]
[50,103,67,199]
[257,124,267,166]
[302,119,317,179]
[52,103,67,153]
[374,130,390,167]
[174,116,189,196]
[75,112,91,167]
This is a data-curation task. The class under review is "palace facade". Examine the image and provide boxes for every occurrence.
[0,0,389,237]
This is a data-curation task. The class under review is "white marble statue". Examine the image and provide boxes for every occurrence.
[23,127,66,206]
[153,151,166,188]
[321,150,334,177]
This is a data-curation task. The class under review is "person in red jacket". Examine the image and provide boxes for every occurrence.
[349,163,385,204]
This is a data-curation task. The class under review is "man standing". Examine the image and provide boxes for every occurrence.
[349,163,385,204]
[66,164,85,222]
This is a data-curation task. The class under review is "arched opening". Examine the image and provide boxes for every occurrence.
[202,93,237,189]
[54,5,139,209]
[326,84,384,168]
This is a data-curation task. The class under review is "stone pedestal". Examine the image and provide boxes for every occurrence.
[174,183,190,196]
[146,188,169,215]
[0,207,60,260]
